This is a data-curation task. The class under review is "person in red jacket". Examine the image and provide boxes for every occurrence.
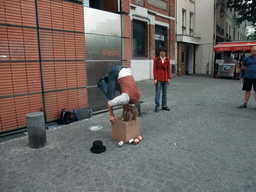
[153,48,171,112]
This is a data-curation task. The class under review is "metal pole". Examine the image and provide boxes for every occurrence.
[35,0,47,122]
[120,0,124,66]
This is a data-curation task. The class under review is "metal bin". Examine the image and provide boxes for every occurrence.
[217,63,235,79]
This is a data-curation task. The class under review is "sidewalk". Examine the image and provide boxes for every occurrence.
[0,75,256,192]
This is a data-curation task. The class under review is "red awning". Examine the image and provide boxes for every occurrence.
[214,41,256,53]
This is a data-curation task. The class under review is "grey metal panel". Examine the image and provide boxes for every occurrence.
[86,61,121,86]
[85,34,121,60]
[88,87,120,111]
[84,7,121,37]
[87,87,108,111]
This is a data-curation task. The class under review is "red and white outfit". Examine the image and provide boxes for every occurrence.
[153,56,171,81]
[108,68,140,107]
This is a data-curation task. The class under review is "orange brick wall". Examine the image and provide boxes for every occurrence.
[123,2,131,67]
[37,0,87,122]
[148,24,155,60]
[123,0,130,13]
[0,0,42,132]
[0,0,87,132]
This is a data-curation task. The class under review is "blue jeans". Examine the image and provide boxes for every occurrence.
[100,66,126,100]
[155,81,168,108]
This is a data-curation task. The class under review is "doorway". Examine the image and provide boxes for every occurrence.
[179,48,186,76]
[155,25,167,57]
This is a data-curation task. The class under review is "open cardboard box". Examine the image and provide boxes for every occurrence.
[111,117,140,143]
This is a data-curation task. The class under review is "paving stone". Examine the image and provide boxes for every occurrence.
[0,76,256,191]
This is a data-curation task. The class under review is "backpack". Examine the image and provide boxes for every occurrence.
[74,108,93,120]
[57,108,78,125]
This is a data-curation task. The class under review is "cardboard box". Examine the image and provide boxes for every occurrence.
[111,117,140,143]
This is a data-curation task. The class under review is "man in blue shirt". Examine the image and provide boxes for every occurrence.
[238,46,256,108]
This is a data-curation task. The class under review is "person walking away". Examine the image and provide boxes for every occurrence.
[238,46,256,108]
[153,48,171,112]
[97,66,140,124]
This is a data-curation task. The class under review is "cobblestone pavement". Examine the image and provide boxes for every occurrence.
[0,75,256,192]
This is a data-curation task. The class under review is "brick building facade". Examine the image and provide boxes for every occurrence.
[129,0,176,81]
[0,0,175,133]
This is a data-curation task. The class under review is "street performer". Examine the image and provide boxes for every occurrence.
[98,66,140,124]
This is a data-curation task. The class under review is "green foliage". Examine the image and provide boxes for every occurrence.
[227,0,256,26]
[247,31,256,41]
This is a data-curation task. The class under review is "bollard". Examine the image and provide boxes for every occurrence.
[26,112,47,148]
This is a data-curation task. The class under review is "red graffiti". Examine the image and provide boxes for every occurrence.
[102,49,119,59]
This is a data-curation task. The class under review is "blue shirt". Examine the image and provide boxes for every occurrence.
[242,55,256,79]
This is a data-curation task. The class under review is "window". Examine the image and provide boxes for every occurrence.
[134,0,144,6]
[155,25,167,57]
[84,0,104,10]
[133,20,146,57]
[189,12,194,36]
[226,22,228,37]
[229,25,231,38]
[182,9,186,35]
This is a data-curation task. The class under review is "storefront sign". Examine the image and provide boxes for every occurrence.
[155,34,165,41]
[148,0,167,10]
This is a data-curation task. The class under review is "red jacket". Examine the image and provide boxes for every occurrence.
[153,56,171,81]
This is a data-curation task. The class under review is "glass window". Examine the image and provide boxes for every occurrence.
[189,12,193,36]
[83,0,104,10]
[182,9,186,35]
[134,0,144,6]
[133,20,146,57]
[229,25,231,38]
[226,22,228,37]
[155,25,167,57]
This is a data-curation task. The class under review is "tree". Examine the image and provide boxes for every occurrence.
[227,0,256,26]
[247,31,256,40]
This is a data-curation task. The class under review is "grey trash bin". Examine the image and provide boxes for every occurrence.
[26,112,47,148]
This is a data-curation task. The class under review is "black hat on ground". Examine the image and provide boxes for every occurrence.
[90,140,106,154]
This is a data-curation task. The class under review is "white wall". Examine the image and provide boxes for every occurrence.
[194,0,214,75]
[195,0,214,44]
[223,8,247,41]
[131,60,176,81]
[176,0,195,35]
[131,60,153,81]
